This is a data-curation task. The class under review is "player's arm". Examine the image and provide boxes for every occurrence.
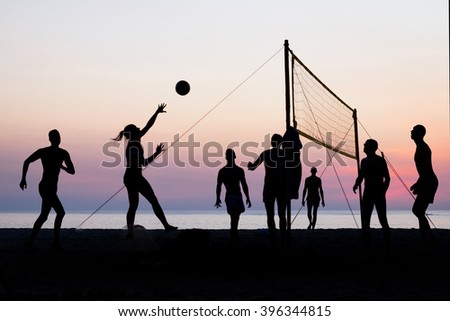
[144,143,165,167]
[353,160,365,194]
[20,149,42,190]
[215,170,223,208]
[61,151,75,175]
[240,170,252,208]
[352,175,363,194]
[301,181,308,206]
[319,179,325,206]
[382,160,390,192]
[140,103,166,137]
[247,152,264,171]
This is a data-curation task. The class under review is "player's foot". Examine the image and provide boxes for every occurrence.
[165,225,178,232]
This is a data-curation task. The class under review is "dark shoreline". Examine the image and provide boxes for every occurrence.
[1,228,449,300]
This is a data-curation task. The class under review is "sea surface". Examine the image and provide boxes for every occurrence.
[1,209,449,230]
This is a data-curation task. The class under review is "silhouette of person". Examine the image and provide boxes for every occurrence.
[302,167,325,230]
[282,125,303,199]
[248,134,286,243]
[20,129,75,249]
[113,103,177,239]
[215,149,252,241]
[353,139,390,248]
[410,124,438,240]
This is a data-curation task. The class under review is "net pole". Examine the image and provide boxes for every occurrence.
[284,39,292,246]
[284,39,291,129]
[353,109,363,225]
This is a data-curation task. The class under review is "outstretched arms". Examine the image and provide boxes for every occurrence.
[144,143,165,167]
[140,103,167,138]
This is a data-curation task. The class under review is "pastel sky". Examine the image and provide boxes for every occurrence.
[1,0,448,212]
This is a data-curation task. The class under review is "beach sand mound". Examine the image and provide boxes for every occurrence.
[1,228,449,300]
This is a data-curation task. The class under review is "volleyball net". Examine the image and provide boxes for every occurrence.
[284,40,361,231]
[288,48,358,160]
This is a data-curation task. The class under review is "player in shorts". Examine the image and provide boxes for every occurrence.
[215,149,251,241]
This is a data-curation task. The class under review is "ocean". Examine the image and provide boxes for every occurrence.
[1,209,449,230]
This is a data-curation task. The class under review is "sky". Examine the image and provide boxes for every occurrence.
[0,0,448,213]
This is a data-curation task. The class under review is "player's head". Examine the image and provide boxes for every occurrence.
[225,148,236,163]
[123,124,140,140]
[113,124,140,141]
[411,124,426,141]
[310,167,318,175]
[48,129,61,146]
[271,134,282,148]
[363,139,378,154]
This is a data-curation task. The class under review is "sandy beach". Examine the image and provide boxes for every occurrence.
[0,227,449,301]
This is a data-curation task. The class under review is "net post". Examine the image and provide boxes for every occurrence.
[284,39,291,129]
[284,39,292,246]
[353,109,363,223]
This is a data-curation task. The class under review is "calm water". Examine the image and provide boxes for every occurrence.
[1,210,449,230]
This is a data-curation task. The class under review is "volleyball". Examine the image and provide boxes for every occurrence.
[175,80,190,96]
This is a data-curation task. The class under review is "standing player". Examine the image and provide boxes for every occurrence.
[113,103,177,239]
[215,149,251,241]
[20,129,75,249]
[302,167,325,230]
[353,139,391,249]
[248,134,287,244]
[410,125,438,241]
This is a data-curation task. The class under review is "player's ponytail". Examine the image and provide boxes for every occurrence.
[112,130,124,141]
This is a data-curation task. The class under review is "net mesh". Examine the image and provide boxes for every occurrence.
[291,52,357,159]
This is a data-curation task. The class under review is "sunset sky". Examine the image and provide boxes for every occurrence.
[1,0,448,213]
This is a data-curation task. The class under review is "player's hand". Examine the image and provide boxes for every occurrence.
[156,103,167,114]
[20,179,27,190]
[410,183,418,195]
[214,199,221,208]
[246,199,252,208]
[156,143,166,154]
